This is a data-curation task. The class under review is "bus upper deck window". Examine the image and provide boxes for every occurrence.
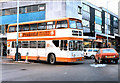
[30,24,37,31]
[19,25,23,32]
[69,20,76,29]
[23,24,29,31]
[38,23,46,30]
[47,21,55,29]
[77,21,82,29]
[56,20,67,29]
[9,26,15,32]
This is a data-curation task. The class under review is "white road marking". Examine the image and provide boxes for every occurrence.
[90,64,107,68]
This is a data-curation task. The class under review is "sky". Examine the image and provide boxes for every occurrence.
[86,0,120,15]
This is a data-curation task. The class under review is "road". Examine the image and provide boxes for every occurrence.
[1,58,120,83]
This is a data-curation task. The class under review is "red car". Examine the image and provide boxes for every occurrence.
[95,48,119,64]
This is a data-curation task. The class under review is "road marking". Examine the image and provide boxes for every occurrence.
[90,64,107,68]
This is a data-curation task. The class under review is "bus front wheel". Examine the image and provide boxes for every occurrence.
[49,54,56,64]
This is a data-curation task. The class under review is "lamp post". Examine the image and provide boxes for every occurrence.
[16,0,19,61]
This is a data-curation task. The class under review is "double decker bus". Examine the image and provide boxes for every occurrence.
[7,18,84,64]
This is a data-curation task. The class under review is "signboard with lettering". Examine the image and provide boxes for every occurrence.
[19,30,55,37]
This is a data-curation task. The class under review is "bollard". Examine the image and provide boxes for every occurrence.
[25,52,29,63]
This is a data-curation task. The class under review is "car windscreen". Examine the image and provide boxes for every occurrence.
[93,49,98,52]
[102,49,116,53]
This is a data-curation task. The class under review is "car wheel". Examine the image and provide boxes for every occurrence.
[91,55,95,59]
[49,54,56,64]
[115,60,118,64]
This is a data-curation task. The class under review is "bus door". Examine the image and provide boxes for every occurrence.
[60,40,68,58]
[37,41,46,58]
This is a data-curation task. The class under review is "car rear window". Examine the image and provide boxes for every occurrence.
[102,49,116,53]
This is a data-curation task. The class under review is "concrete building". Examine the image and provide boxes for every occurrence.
[0,0,119,56]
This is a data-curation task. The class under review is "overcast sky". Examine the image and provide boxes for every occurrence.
[86,0,119,15]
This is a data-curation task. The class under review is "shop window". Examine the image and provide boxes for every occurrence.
[38,23,46,30]
[19,7,25,14]
[31,5,38,12]
[38,41,45,48]
[30,24,37,31]
[47,21,55,29]
[56,20,68,29]
[23,24,29,31]
[10,8,17,14]
[39,4,45,11]
[5,9,11,15]
[27,6,31,13]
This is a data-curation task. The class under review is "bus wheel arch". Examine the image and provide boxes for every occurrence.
[47,53,56,64]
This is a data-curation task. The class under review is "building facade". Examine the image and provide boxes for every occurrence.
[0,0,119,56]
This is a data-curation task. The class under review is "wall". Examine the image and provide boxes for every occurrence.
[46,1,66,20]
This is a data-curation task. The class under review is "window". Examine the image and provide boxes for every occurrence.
[39,4,45,11]
[52,40,59,47]
[69,40,83,51]
[60,40,67,51]
[12,41,16,48]
[30,24,37,31]
[5,9,10,15]
[10,8,17,14]
[23,24,29,31]
[19,7,25,14]
[78,6,81,14]
[31,5,38,12]
[9,26,16,32]
[56,20,68,28]
[77,21,82,29]
[38,23,46,30]
[19,25,23,32]
[95,10,101,17]
[27,6,31,13]
[69,20,76,29]
[105,12,110,19]
[18,41,21,48]
[0,9,2,16]
[114,17,118,23]
[82,4,90,12]
[2,9,5,16]
[102,49,116,53]
[0,25,1,34]
[82,19,90,27]
[22,41,28,48]
[47,21,55,29]
[30,41,37,48]
[88,49,92,52]
[38,41,45,48]
[95,24,101,31]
